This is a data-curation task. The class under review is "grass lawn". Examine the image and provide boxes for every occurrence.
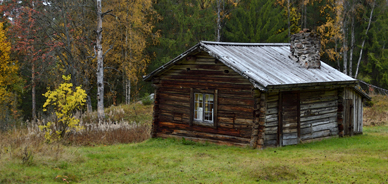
[1,125,388,183]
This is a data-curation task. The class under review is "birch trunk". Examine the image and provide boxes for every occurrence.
[287,0,290,40]
[355,0,375,78]
[342,17,348,74]
[126,78,131,105]
[216,0,221,42]
[87,95,92,113]
[349,16,355,77]
[96,0,104,123]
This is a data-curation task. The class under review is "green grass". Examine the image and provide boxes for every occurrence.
[1,125,388,183]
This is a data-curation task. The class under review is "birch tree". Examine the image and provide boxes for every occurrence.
[96,0,105,123]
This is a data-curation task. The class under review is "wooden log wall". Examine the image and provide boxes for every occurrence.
[250,90,266,149]
[299,89,339,141]
[153,52,255,146]
[264,92,279,147]
[344,88,363,135]
[264,89,340,147]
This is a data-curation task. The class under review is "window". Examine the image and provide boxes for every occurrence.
[194,93,214,124]
[190,89,218,127]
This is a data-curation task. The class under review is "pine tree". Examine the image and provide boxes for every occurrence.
[223,0,288,43]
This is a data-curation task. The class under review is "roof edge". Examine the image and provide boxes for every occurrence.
[201,41,290,46]
[266,80,358,89]
[143,43,201,81]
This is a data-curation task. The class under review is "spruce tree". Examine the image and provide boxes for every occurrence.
[223,0,288,43]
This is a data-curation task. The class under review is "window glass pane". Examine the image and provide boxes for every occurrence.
[194,93,203,120]
[204,94,214,122]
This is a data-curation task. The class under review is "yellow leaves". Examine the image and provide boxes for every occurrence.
[40,75,87,143]
[0,22,23,120]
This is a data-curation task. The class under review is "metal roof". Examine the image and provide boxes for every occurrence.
[144,41,357,90]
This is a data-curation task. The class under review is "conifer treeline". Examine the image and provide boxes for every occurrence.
[0,0,387,124]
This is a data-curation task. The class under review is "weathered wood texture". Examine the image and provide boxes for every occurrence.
[281,92,300,146]
[343,88,363,135]
[250,90,265,148]
[264,89,340,147]
[264,92,279,147]
[299,89,338,141]
[153,54,254,145]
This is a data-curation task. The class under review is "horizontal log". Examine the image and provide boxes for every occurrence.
[300,90,337,99]
[283,128,297,133]
[267,102,278,108]
[300,100,338,110]
[266,107,278,115]
[172,64,231,71]
[283,122,297,128]
[300,106,337,117]
[264,126,278,132]
[264,134,278,141]
[265,121,278,127]
[300,116,337,125]
[300,95,338,104]
[312,129,331,138]
[159,104,190,114]
[158,122,243,137]
[266,116,278,122]
[265,140,278,146]
[218,105,253,113]
[218,111,252,119]
[267,95,279,102]
[217,123,251,129]
[156,133,250,147]
[283,133,298,139]
[300,127,312,135]
[300,112,337,122]
[160,99,190,108]
[283,138,298,145]
[312,122,337,132]
[170,129,250,143]
[160,75,251,85]
[219,97,254,106]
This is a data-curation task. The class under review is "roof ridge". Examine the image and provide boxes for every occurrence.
[201,41,290,46]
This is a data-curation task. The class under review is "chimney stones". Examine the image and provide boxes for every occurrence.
[289,30,321,69]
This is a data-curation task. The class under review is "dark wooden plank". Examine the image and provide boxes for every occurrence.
[214,89,218,128]
[158,122,241,137]
[189,88,194,126]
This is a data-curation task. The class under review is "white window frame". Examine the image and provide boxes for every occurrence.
[194,93,214,124]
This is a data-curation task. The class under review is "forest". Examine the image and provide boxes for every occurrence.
[0,0,387,127]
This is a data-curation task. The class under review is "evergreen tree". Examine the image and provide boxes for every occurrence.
[223,0,288,43]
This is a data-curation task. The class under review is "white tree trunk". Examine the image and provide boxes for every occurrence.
[216,0,221,42]
[355,0,375,78]
[349,16,355,77]
[87,95,92,113]
[287,0,290,40]
[126,78,131,105]
[342,17,348,74]
[96,0,104,123]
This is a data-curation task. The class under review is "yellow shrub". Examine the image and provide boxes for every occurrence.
[39,75,87,142]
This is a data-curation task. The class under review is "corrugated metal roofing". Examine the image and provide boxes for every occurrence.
[144,41,357,90]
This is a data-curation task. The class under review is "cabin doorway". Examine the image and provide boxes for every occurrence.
[279,91,300,146]
[344,99,354,136]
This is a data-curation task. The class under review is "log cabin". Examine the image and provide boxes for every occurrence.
[144,32,371,148]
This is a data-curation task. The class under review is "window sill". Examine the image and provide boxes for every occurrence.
[193,120,215,127]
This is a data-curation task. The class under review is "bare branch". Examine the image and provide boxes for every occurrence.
[101,9,113,17]
[103,45,114,57]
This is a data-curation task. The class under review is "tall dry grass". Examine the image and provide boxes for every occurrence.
[363,95,388,126]
[0,103,152,166]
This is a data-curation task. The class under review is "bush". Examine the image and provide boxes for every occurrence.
[141,93,153,105]
[39,75,87,143]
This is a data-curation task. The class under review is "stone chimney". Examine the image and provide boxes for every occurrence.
[289,29,321,69]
